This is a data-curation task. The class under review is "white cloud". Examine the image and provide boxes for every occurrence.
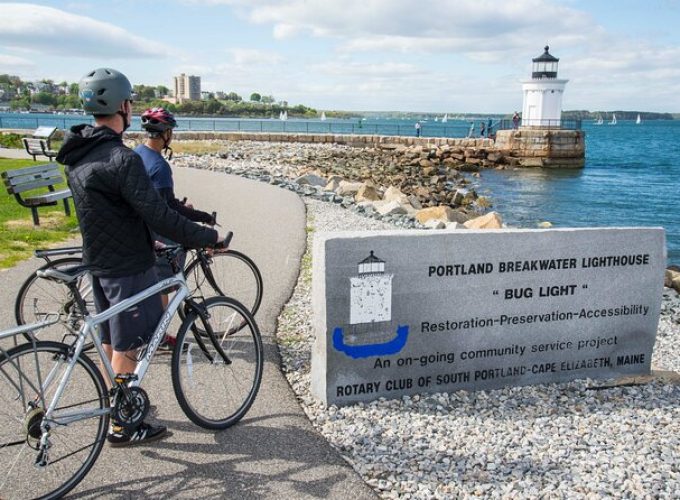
[0,54,35,68]
[0,3,172,59]
[312,61,422,77]
[227,48,284,66]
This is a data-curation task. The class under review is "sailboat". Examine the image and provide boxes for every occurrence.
[320,111,326,121]
[636,114,641,125]
[595,115,603,125]
[434,116,439,122]
[442,114,448,123]
[279,110,288,121]
[609,113,617,125]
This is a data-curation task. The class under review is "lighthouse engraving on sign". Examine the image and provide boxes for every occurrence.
[310,228,665,406]
[332,251,409,359]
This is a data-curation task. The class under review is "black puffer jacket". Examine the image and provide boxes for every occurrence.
[57,125,217,277]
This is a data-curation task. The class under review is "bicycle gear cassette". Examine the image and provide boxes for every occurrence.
[112,386,150,430]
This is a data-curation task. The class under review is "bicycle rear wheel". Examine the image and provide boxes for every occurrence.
[0,341,109,500]
[185,250,263,316]
[171,296,263,430]
[15,257,93,343]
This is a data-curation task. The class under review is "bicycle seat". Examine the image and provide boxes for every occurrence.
[34,246,83,258]
[37,265,95,284]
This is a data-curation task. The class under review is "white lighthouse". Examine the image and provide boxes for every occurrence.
[521,46,568,128]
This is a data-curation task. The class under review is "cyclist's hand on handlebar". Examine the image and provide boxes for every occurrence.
[212,231,233,251]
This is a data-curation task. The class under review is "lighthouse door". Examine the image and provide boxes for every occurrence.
[527,105,538,127]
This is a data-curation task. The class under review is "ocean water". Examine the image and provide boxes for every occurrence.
[2,112,677,263]
[478,120,680,265]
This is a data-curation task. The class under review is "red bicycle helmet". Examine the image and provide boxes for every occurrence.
[141,107,177,133]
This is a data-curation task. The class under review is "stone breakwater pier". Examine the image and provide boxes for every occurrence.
[3,127,586,169]
[160,129,586,169]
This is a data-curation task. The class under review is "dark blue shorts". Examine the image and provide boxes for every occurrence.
[91,268,163,352]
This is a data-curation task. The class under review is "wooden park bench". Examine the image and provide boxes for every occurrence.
[22,126,58,161]
[2,163,72,226]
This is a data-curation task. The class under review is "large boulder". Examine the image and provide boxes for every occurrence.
[666,267,680,291]
[356,183,381,202]
[373,200,408,216]
[415,206,457,224]
[463,211,503,229]
[324,175,344,192]
[383,186,410,205]
[336,180,364,196]
[295,173,327,187]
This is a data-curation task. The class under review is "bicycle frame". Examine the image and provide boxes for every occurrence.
[3,270,193,429]
[50,271,190,425]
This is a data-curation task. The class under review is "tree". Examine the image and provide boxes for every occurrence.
[250,92,261,102]
[261,95,275,104]
[69,83,79,95]
[32,91,57,106]
[205,99,221,114]
[226,91,242,102]
[156,85,169,97]
[10,98,30,111]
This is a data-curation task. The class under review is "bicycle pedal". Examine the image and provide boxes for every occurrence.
[113,373,138,385]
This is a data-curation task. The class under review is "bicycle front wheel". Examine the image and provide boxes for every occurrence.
[15,257,93,343]
[172,296,263,430]
[0,341,109,500]
[185,250,263,316]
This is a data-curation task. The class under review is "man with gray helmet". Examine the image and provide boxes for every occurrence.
[56,68,227,446]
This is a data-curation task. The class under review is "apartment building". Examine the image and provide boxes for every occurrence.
[173,73,201,102]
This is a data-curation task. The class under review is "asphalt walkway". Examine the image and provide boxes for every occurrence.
[0,150,376,499]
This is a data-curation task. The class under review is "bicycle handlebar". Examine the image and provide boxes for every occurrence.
[214,232,233,249]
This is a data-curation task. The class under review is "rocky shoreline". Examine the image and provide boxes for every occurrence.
[175,140,680,290]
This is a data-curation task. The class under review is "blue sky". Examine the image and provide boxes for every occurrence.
[1,0,680,113]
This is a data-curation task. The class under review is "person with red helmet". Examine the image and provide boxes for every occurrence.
[134,108,216,350]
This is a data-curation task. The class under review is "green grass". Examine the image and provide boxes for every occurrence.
[0,159,79,268]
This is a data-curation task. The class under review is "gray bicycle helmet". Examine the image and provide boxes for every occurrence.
[78,68,133,115]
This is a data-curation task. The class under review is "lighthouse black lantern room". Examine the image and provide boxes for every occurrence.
[532,45,559,79]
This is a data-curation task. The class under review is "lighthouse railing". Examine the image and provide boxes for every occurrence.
[497,118,581,131]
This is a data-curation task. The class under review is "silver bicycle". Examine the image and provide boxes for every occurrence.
[0,238,263,500]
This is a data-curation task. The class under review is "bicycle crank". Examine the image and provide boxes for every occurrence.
[112,386,150,431]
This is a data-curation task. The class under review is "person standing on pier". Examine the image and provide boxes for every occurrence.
[512,111,520,129]
[415,121,421,137]
[479,121,486,137]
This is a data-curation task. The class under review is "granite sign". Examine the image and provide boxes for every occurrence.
[310,228,666,405]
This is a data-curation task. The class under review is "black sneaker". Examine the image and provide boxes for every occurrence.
[107,422,168,448]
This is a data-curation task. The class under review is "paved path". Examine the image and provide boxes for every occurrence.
[0,147,32,159]
[0,161,376,499]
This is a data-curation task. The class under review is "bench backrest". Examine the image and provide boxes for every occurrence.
[22,137,48,154]
[2,163,65,195]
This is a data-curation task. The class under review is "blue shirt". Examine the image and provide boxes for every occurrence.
[134,144,173,190]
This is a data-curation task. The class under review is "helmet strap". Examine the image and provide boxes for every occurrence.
[117,110,131,132]
[162,130,173,159]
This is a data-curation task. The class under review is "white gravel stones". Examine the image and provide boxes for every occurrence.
[276,198,680,499]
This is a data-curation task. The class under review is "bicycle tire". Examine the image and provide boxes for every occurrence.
[185,249,263,316]
[171,296,263,430]
[15,257,93,344]
[0,341,109,500]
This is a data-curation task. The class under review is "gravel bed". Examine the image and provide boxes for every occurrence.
[276,198,680,499]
